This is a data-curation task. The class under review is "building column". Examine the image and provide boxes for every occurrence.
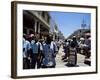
[38,23,40,33]
[34,20,37,34]
[37,23,41,39]
[27,29,30,35]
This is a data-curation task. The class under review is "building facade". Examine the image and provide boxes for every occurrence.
[49,18,59,40]
[23,10,51,39]
[66,29,90,40]
[58,30,65,41]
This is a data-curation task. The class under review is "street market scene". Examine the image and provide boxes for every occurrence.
[23,10,91,69]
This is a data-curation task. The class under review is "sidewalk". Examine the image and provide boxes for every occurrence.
[56,45,89,68]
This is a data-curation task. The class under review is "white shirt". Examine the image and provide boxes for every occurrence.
[23,38,31,58]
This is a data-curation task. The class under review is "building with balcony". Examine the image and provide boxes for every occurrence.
[23,10,51,39]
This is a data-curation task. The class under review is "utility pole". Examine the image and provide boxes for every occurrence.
[81,19,87,29]
[80,19,87,38]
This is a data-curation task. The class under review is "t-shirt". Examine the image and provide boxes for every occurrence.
[42,41,58,66]
[23,38,31,58]
[31,41,43,54]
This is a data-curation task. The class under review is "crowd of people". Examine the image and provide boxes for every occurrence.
[23,34,58,69]
[62,35,91,66]
[23,33,91,69]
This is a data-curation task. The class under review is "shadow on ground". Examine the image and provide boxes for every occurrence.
[65,63,79,67]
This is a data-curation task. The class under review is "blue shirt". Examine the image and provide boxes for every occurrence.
[42,41,58,66]
[31,41,43,54]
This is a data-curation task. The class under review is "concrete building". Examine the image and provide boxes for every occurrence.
[67,29,90,40]
[23,10,51,39]
[49,18,59,40]
[58,30,65,41]
[67,19,90,40]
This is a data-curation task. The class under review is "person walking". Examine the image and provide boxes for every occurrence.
[68,36,78,66]
[62,39,70,62]
[84,36,91,58]
[23,34,31,69]
[31,35,43,69]
[78,37,85,54]
[41,35,58,68]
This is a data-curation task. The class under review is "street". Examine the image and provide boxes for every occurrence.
[55,45,89,68]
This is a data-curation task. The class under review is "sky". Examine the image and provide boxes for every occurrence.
[49,12,91,38]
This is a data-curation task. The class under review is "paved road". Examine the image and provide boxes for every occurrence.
[55,45,89,68]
